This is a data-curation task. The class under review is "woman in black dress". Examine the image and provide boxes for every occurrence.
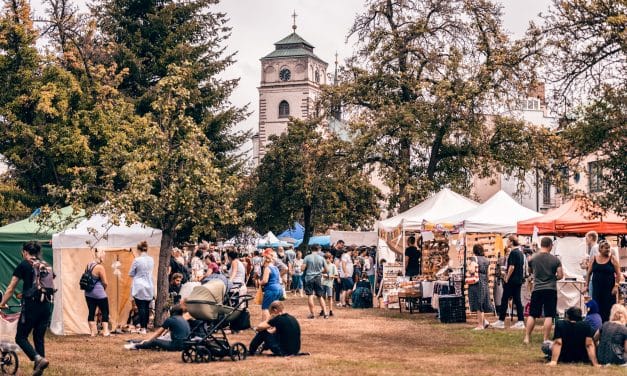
[586,240,622,322]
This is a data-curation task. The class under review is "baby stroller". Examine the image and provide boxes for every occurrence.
[0,292,20,375]
[182,280,252,363]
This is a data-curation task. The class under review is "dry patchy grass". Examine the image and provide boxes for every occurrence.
[10,293,626,376]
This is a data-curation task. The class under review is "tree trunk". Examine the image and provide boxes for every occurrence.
[398,137,412,212]
[154,230,173,327]
[301,204,313,252]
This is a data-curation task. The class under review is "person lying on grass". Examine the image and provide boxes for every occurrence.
[124,304,190,351]
[249,301,301,356]
[542,306,599,367]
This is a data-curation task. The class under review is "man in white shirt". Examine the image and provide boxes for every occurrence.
[338,249,354,307]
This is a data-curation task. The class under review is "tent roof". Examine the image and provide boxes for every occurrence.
[517,198,626,235]
[278,222,304,240]
[435,190,541,234]
[378,188,479,231]
[52,214,162,249]
[330,230,378,246]
[0,206,84,242]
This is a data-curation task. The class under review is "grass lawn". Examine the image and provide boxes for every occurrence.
[12,294,625,375]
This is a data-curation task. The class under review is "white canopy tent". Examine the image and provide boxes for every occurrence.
[51,215,161,335]
[433,190,541,233]
[378,188,479,232]
[330,230,378,247]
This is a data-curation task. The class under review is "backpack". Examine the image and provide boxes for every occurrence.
[25,258,56,303]
[79,263,97,292]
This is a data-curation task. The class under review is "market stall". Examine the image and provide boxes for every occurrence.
[51,214,161,335]
[517,198,627,313]
[376,188,479,313]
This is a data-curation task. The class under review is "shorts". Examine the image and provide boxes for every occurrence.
[529,289,557,318]
[304,276,324,297]
[341,278,354,291]
[322,285,333,298]
[262,289,283,310]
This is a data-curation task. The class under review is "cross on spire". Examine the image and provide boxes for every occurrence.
[291,10,298,32]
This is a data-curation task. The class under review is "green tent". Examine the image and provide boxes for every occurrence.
[0,206,83,306]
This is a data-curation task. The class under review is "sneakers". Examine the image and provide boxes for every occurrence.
[491,320,505,329]
[323,314,329,319]
[32,357,49,376]
[124,343,137,350]
[511,321,526,330]
[307,314,315,319]
[139,328,147,335]
[472,326,484,331]
[319,310,324,317]
[329,310,334,317]
[483,319,490,329]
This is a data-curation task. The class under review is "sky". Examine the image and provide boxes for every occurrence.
[28,0,554,156]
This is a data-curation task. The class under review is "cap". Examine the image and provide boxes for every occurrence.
[262,248,274,257]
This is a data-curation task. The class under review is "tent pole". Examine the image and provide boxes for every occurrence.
[402,222,406,277]
[462,234,467,310]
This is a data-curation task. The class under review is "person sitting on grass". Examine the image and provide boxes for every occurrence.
[249,301,301,356]
[124,304,190,351]
[595,304,627,366]
[542,306,599,367]
[584,299,602,335]
[351,273,373,309]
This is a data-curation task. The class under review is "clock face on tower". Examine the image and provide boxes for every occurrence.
[279,68,291,81]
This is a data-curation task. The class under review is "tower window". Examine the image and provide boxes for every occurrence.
[279,100,290,118]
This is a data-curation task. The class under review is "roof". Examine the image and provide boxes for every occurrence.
[263,32,326,63]
[517,198,626,235]
[0,206,85,242]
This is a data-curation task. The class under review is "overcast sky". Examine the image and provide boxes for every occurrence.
[28,0,554,155]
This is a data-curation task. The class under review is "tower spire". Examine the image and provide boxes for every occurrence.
[334,52,339,86]
[291,10,297,32]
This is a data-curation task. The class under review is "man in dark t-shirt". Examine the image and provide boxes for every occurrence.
[127,304,190,351]
[404,236,421,277]
[249,301,301,356]
[492,235,525,329]
[0,241,51,376]
[543,307,599,367]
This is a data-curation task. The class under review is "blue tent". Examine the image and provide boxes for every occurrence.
[293,235,331,248]
[278,222,304,240]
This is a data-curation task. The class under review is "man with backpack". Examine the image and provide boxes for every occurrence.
[0,241,54,376]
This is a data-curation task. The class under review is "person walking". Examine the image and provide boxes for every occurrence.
[321,252,337,317]
[291,251,304,297]
[301,244,328,319]
[0,242,52,376]
[129,241,154,335]
[84,249,111,337]
[492,235,526,329]
[524,237,563,344]
[467,244,492,330]
[259,248,283,321]
[586,240,622,322]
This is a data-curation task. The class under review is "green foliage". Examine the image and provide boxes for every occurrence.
[246,117,381,246]
[95,0,249,173]
[541,0,626,217]
[328,0,552,212]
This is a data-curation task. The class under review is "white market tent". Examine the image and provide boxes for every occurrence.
[330,230,378,247]
[378,188,479,232]
[51,215,161,335]
[433,190,542,234]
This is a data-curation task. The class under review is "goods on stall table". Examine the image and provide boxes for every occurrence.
[421,240,450,277]
[381,263,404,309]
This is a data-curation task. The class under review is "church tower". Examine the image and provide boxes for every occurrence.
[252,15,328,165]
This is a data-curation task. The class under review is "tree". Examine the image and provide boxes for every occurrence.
[328,0,556,212]
[95,0,249,174]
[541,0,626,217]
[246,118,381,248]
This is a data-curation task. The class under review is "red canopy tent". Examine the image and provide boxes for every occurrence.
[517,198,626,235]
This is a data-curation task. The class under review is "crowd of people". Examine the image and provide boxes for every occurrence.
[1,231,625,374]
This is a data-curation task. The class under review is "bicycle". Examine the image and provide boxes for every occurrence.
[0,292,20,375]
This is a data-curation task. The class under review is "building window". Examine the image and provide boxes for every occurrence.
[556,167,569,194]
[588,161,603,193]
[517,98,541,111]
[278,100,290,118]
[542,177,552,206]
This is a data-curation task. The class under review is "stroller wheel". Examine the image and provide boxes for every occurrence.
[181,348,196,363]
[196,346,212,363]
[229,342,247,361]
[1,351,19,375]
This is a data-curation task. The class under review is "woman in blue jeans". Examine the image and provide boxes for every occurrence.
[260,248,283,321]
